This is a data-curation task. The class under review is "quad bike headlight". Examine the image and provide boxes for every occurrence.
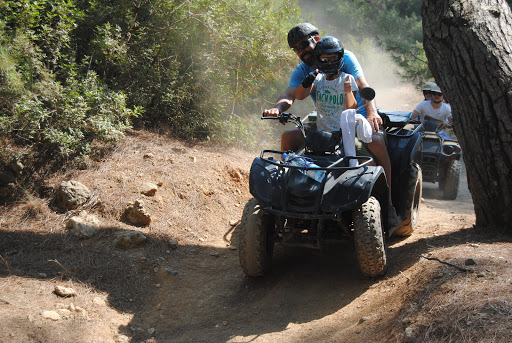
[442,145,455,155]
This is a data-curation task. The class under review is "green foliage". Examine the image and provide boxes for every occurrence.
[0,1,139,161]
[75,0,301,141]
[0,0,301,168]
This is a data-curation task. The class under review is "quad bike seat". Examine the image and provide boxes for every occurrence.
[304,130,340,154]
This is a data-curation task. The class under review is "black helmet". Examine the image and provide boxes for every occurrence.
[313,36,344,74]
[287,23,319,48]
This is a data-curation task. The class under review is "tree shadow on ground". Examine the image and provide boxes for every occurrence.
[0,223,509,343]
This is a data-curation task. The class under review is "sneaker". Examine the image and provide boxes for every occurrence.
[387,206,401,229]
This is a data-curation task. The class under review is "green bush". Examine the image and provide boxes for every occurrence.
[0,0,302,170]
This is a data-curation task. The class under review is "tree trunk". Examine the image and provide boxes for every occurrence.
[422,0,512,228]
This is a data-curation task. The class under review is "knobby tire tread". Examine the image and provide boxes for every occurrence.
[353,196,388,277]
[443,160,460,200]
[238,198,273,277]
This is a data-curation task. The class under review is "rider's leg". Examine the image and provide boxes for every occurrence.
[366,133,400,228]
[367,133,392,199]
[281,128,305,152]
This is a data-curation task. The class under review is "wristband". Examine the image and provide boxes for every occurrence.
[301,71,318,88]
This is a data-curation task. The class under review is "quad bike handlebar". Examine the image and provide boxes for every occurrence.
[262,112,306,137]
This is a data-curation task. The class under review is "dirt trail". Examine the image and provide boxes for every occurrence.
[1,131,510,343]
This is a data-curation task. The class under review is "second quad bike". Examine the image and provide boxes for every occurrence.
[238,88,423,278]
[413,116,462,200]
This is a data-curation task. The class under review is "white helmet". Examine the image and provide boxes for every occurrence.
[431,84,442,93]
[422,81,437,91]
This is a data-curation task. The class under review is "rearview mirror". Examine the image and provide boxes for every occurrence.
[359,87,375,102]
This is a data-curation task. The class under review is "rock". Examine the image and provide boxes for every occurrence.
[0,183,16,198]
[54,285,77,297]
[0,169,17,185]
[66,211,101,238]
[9,160,24,174]
[57,309,72,318]
[210,252,220,257]
[55,180,91,210]
[115,335,130,343]
[141,182,158,196]
[148,328,156,335]
[42,310,61,321]
[358,316,369,324]
[93,297,106,306]
[113,231,147,249]
[0,160,24,186]
[122,199,151,226]
[143,153,155,159]
[75,306,87,316]
[465,258,477,266]
[168,239,179,249]
[404,326,416,339]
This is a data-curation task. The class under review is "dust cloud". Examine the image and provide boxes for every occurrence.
[298,0,424,112]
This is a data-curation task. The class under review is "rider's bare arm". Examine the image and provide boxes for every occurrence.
[344,76,357,109]
[263,87,297,117]
[295,84,313,100]
[411,110,420,120]
[355,76,381,132]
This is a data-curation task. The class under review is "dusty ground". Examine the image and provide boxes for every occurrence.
[0,130,511,343]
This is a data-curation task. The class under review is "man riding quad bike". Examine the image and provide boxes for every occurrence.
[238,89,423,278]
[413,116,462,200]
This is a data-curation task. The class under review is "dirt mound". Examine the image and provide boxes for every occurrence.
[1,130,510,343]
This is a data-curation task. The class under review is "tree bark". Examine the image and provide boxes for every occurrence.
[422,0,512,228]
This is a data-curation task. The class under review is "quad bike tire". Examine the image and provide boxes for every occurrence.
[443,160,461,200]
[438,171,445,190]
[393,163,422,237]
[352,196,388,277]
[238,198,275,277]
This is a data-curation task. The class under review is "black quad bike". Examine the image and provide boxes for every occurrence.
[238,89,423,278]
[412,115,462,200]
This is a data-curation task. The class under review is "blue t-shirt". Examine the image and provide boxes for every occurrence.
[288,50,367,116]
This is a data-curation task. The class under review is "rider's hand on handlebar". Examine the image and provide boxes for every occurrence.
[366,111,383,133]
[262,108,280,117]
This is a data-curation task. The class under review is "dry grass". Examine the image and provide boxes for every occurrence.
[391,244,512,343]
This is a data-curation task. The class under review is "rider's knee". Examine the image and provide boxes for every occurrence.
[281,128,303,152]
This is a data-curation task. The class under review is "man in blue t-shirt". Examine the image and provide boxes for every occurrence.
[263,23,399,228]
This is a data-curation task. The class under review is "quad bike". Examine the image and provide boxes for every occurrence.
[412,115,462,200]
[238,88,423,278]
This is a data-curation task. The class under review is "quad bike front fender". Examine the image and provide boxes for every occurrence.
[249,157,282,206]
[321,165,388,214]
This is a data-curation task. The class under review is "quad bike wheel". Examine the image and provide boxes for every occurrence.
[238,198,275,277]
[443,160,461,200]
[438,172,446,190]
[393,163,422,237]
[352,196,388,277]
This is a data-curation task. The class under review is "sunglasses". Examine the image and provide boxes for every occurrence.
[293,36,315,53]
[318,55,340,63]
[432,92,443,96]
